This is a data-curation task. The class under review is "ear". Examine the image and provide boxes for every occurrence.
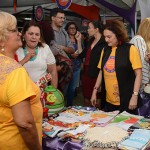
[52,16,55,21]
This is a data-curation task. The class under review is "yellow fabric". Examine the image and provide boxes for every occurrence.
[98,45,142,105]
[0,54,43,150]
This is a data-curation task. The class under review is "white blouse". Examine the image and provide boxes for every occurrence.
[16,44,56,83]
[130,35,150,85]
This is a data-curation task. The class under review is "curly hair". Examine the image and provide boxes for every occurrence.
[104,20,129,44]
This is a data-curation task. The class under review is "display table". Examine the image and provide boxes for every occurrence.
[42,107,150,150]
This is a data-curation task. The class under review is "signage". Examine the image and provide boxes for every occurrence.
[56,0,72,9]
[35,5,44,21]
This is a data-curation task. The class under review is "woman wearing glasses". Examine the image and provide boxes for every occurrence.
[0,12,42,150]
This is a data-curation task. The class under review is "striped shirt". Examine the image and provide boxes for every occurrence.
[130,35,150,87]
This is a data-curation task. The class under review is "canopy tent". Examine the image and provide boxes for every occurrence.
[0,0,150,33]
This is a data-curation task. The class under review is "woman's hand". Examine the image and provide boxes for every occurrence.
[128,95,138,110]
[71,53,79,59]
[91,90,98,106]
[75,31,81,41]
[19,52,36,65]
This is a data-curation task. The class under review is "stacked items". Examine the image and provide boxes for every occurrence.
[109,111,143,130]
[118,129,150,150]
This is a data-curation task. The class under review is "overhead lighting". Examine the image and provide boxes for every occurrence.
[24,18,31,20]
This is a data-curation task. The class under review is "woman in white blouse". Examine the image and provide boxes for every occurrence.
[130,18,150,89]
[16,20,58,88]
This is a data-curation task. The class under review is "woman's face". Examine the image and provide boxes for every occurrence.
[103,29,118,47]
[87,22,97,37]
[68,24,77,35]
[4,27,22,52]
[24,26,41,49]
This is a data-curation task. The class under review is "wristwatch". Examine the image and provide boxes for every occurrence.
[133,91,138,96]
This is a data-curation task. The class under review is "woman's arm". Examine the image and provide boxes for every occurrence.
[47,63,58,88]
[19,52,36,66]
[128,68,142,110]
[75,31,83,54]
[91,70,102,106]
[12,99,42,150]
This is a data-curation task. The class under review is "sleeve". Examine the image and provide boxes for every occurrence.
[45,44,56,65]
[7,67,36,106]
[130,36,146,65]
[129,45,142,70]
[97,49,104,69]
[63,30,74,49]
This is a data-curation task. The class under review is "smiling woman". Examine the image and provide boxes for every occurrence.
[0,12,42,150]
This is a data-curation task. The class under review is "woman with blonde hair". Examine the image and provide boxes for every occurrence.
[130,18,150,116]
[0,12,42,150]
[130,18,150,87]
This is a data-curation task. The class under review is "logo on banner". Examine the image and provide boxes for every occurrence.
[56,0,72,9]
[35,5,44,21]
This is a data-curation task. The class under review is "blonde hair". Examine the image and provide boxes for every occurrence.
[137,18,150,52]
[0,12,17,42]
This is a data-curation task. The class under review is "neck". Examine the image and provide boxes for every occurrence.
[1,51,15,59]
[94,33,101,41]
[52,23,61,32]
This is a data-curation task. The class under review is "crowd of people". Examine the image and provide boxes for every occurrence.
[0,8,150,149]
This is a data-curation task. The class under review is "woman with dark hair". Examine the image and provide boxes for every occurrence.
[65,21,83,106]
[16,20,58,88]
[91,20,142,114]
[79,20,107,107]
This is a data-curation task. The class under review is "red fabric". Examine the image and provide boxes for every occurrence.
[13,0,17,12]
[14,53,18,62]
[52,0,100,21]
[69,3,100,21]
[84,47,92,66]
[82,66,100,99]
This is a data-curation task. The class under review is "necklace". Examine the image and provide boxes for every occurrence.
[23,47,38,61]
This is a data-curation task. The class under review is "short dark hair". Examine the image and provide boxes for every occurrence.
[65,22,78,32]
[104,20,129,44]
[50,8,65,21]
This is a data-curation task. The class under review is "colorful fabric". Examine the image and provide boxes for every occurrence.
[0,54,42,150]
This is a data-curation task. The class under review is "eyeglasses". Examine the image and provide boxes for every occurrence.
[68,27,76,30]
[8,27,18,33]
[55,16,66,20]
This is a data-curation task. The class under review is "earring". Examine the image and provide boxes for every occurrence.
[1,48,4,52]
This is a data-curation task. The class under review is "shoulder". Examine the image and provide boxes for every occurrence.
[0,55,23,84]
[130,35,145,43]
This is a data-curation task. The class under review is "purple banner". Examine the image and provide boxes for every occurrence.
[96,0,137,32]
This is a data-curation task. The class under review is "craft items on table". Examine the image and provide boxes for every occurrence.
[42,107,149,150]
[82,126,128,150]
[118,129,150,150]
[90,110,119,126]
[109,111,143,130]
